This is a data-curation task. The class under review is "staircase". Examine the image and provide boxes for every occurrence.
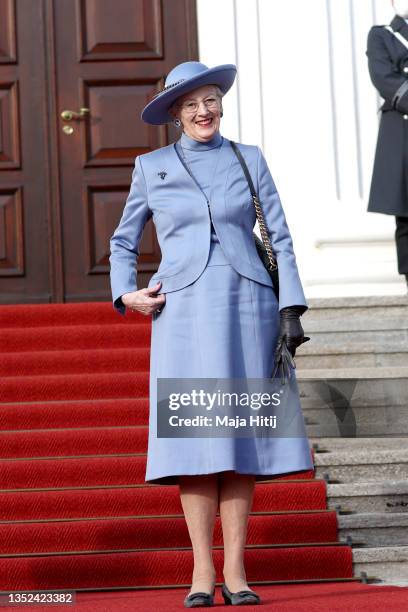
[0,302,365,594]
[299,296,408,586]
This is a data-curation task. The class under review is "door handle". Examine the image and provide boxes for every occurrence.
[61,107,90,121]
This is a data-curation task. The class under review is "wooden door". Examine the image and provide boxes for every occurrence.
[0,0,198,305]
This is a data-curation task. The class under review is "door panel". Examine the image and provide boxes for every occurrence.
[79,0,163,61]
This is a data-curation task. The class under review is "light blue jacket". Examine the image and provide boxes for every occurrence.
[109,137,307,315]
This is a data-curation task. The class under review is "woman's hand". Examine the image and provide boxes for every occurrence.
[121,281,166,315]
[275,306,310,358]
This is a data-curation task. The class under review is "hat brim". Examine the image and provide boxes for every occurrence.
[141,64,237,125]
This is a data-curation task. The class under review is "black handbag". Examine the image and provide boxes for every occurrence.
[230,141,279,301]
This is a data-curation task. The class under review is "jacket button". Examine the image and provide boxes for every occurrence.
[404,67,408,73]
[404,115,408,120]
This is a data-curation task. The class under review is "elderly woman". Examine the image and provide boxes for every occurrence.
[109,61,313,608]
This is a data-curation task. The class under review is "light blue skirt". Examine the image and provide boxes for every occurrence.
[145,234,313,485]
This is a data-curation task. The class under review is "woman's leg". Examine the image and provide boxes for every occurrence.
[219,470,256,592]
[179,473,219,594]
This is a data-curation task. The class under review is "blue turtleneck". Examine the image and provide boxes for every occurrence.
[180,130,223,151]
[178,130,224,240]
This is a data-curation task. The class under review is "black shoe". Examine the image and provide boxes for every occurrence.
[184,587,215,607]
[221,583,261,605]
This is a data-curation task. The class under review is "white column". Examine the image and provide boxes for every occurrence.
[196,0,404,297]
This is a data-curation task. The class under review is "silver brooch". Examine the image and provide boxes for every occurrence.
[158,171,167,180]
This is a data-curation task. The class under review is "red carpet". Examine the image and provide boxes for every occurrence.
[0,302,405,608]
[1,583,405,611]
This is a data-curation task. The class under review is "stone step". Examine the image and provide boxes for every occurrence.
[297,367,408,437]
[338,512,408,547]
[296,344,408,369]
[314,447,408,469]
[306,295,408,307]
[352,546,408,583]
[298,367,407,406]
[300,298,408,370]
[327,481,408,513]
[299,329,408,348]
[297,365,408,381]
[314,449,408,483]
[310,438,408,451]
[304,405,408,437]
[303,313,408,333]
[373,579,408,587]
[305,295,408,319]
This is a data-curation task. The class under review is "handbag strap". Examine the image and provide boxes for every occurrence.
[229,140,277,270]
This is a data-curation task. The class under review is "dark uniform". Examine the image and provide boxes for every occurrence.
[366,15,408,279]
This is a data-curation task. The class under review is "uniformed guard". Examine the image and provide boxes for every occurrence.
[366,0,408,289]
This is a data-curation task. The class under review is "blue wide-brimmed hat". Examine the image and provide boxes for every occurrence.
[141,61,237,125]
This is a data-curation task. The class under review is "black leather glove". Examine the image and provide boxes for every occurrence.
[271,339,295,384]
[271,306,310,383]
[275,306,310,359]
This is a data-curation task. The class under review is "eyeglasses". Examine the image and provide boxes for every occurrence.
[179,96,220,114]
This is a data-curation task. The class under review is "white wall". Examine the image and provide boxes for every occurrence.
[197,0,406,297]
